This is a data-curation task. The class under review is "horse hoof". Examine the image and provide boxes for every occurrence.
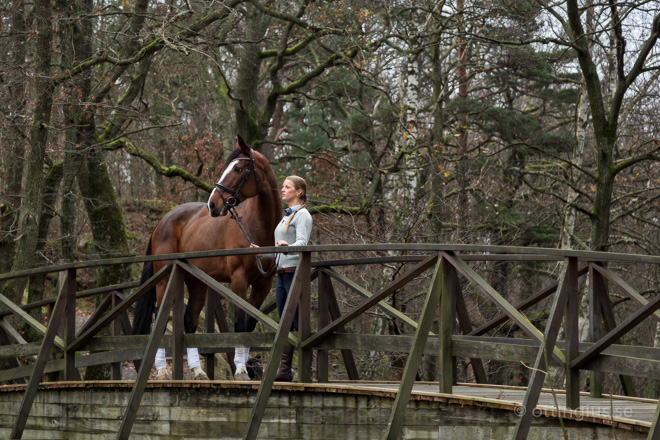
[192,366,209,380]
[156,368,170,380]
[234,366,250,381]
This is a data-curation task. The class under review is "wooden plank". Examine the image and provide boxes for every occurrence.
[177,261,298,346]
[0,291,64,351]
[304,254,438,348]
[453,274,487,384]
[0,281,140,319]
[598,280,637,397]
[298,252,313,383]
[564,258,579,409]
[75,292,113,340]
[593,263,660,321]
[386,256,443,439]
[10,270,70,439]
[571,294,660,370]
[322,267,436,336]
[245,254,308,440]
[514,260,571,440]
[68,263,173,352]
[117,263,181,439]
[470,265,588,336]
[443,252,566,364]
[1,243,659,285]
[325,281,360,380]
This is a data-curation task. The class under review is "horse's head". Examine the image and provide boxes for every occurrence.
[208,135,263,217]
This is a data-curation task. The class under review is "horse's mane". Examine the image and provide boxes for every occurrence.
[224,147,243,165]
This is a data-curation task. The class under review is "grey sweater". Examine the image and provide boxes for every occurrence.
[267,207,313,270]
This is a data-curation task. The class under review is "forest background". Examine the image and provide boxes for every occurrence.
[1,0,659,395]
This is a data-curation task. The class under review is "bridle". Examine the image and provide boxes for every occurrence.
[213,148,276,277]
[214,148,259,211]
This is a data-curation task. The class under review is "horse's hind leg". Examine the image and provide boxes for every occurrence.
[184,277,209,380]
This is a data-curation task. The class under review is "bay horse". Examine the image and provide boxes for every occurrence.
[132,135,281,380]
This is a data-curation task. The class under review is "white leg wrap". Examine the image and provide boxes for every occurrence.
[233,346,250,368]
[155,348,167,371]
[187,347,201,370]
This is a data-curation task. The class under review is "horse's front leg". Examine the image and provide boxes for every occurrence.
[232,273,252,381]
[183,279,209,380]
[153,279,171,380]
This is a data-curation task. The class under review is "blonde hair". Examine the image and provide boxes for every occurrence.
[284,175,307,231]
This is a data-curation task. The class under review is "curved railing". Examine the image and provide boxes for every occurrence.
[1,244,659,439]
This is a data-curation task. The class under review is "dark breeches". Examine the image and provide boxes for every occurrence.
[275,272,298,331]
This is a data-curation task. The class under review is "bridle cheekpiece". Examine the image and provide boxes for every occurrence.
[214,148,258,211]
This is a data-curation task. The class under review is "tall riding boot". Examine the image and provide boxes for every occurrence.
[274,345,295,382]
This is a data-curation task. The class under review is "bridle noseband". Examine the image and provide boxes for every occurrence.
[214,148,259,211]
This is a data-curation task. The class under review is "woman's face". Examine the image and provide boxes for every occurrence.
[281,179,301,205]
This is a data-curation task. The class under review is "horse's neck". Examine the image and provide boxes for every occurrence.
[253,172,281,230]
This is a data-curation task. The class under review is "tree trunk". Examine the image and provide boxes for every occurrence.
[0,0,28,275]
[2,0,54,304]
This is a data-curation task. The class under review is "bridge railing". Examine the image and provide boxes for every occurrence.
[0,244,659,439]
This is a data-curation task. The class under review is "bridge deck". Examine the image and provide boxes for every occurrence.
[1,380,656,438]
[347,381,657,427]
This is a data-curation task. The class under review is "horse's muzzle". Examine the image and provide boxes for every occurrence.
[208,201,227,217]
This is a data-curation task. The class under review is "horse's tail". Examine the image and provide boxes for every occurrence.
[132,236,156,335]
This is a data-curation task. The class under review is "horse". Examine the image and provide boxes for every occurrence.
[132,135,282,380]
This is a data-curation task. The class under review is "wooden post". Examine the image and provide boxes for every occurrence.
[438,254,456,393]
[298,252,312,383]
[564,257,579,409]
[385,255,443,440]
[589,263,604,398]
[317,269,332,383]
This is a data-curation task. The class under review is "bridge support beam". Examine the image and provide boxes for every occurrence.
[117,263,181,440]
[385,255,443,440]
[564,258,580,409]
[10,271,71,439]
[245,251,310,440]
[514,259,572,439]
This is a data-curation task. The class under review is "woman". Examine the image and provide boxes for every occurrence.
[251,175,312,381]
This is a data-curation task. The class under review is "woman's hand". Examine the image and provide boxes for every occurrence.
[250,243,262,257]
[276,240,289,246]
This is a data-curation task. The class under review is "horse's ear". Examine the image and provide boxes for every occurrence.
[236,135,251,154]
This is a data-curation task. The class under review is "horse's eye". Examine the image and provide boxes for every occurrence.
[234,166,241,173]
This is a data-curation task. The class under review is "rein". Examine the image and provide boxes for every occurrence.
[226,204,277,277]
[214,147,276,277]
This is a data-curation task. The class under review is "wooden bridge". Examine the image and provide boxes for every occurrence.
[0,244,659,439]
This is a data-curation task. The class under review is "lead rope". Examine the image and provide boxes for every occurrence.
[227,205,278,277]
